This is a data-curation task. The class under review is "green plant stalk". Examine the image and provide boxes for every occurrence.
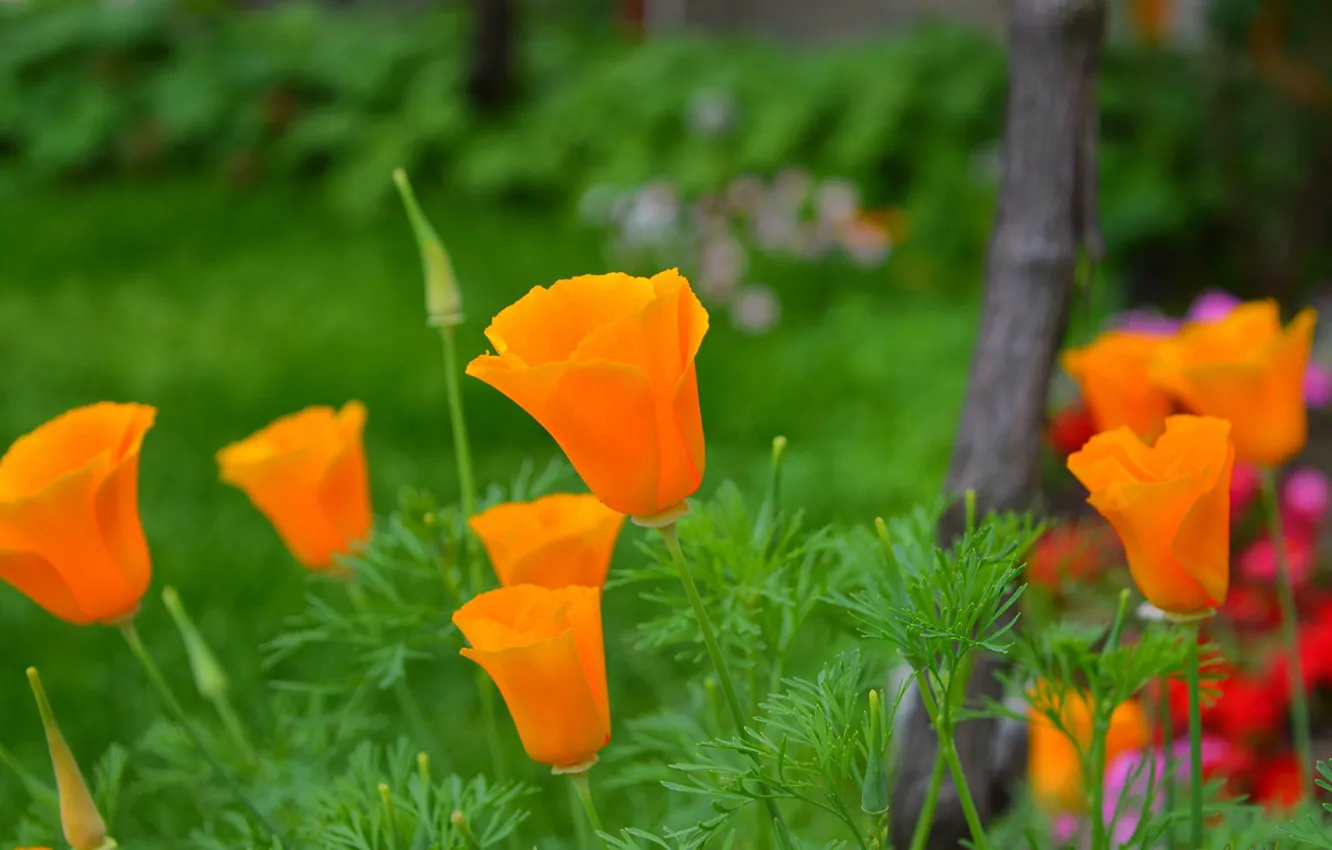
[440,324,479,586]
[209,692,252,758]
[118,622,290,848]
[935,722,988,850]
[915,666,988,850]
[1159,676,1176,850]
[905,746,947,850]
[568,771,606,846]
[1185,621,1203,850]
[1260,467,1314,800]
[1089,590,1131,850]
[658,523,786,829]
[568,778,593,849]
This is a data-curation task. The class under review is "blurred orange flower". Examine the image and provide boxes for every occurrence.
[470,493,626,589]
[0,403,156,625]
[1060,331,1173,440]
[466,270,707,520]
[1153,302,1316,467]
[454,584,609,770]
[1028,685,1151,814]
[1067,415,1234,617]
[217,402,372,571]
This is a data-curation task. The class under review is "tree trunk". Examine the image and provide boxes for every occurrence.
[467,0,514,113]
[889,1,1106,847]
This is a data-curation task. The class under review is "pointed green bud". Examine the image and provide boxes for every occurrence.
[860,689,889,815]
[393,168,462,327]
[27,668,111,850]
[162,587,229,701]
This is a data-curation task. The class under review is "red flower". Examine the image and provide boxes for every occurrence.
[1220,586,1282,631]
[1271,616,1332,698]
[1252,753,1306,810]
[1026,518,1120,589]
[1047,404,1097,456]
[1208,672,1286,742]
[1238,532,1316,586]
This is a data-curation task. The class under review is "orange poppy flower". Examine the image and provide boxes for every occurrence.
[0,403,156,625]
[217,402,372,571]
[1067,415,1234,617]
[470,493,626,589]
[454,584,609,770]
[1028,685,1150,814]
[1060,331,1174,440]
[466,270,707,521]
[1153,302,1317,467]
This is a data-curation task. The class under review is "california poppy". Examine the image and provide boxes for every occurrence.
[470,493,626,589]
[1067,415,1234,618]
[1060,331,1174,440]
[454,584,609,770]
[217,402,372,571]
[1028,684,1150,814]
[1153,302,1316,467]
[0,403,156,625]
[466,270,707,521]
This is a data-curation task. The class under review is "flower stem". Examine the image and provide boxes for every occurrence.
[567,771,606,847]
[905,745,947,850]
[1159,675,1176,850]
[440,325,479,581]
[658,522,786,830]
[1185,621,1204,850]
[1090,589,1131,850]
[1260,466,1313,801]
[118,622,289,848]
[936,724,988,850]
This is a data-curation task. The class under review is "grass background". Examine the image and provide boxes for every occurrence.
[0,179,975,815]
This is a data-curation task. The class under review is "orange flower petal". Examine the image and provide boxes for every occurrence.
[1060,331,1174,440]
[470,493,626,588]
[1069,415,1232,617]
[217,402,372,570]
[0,403,156,625]
[454,585,609,769]
[468,270,708,518]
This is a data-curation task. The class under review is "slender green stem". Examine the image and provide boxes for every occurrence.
[209,693,253,757]
[568,777,593,849]
[567,771,606,846]
[936,726,988,850]
[906,746,947,850]
[119,622,289,848]
[1089,590,1131,850]
[1260,467,1314,800]
[1160,676,1176,850]
[440,325,480,586]
[658,523,785,829]
[1185,622,1203,850]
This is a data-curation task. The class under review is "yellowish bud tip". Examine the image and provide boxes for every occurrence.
[868,689,880,712]
[162,587,230,701]
[27,668,109,850]
[393,168,462,327]
[450,810,467,827]
[874,517,891,549]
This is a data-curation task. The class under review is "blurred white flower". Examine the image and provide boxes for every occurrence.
[837,209,902,268]
[730,284,781,335]
[686,88,738,139]
[620,181,680,248]
[753,203,799,251]
[772,167,811,208]
[725,174,766,215]
[815,178,859,227]
[697,236,748,303]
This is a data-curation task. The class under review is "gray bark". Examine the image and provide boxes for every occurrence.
[889,1,1106,847]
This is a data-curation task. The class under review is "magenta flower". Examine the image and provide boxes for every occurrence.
[1101,737,1230,845]
[1282,467,1330,532]
[1186,289,1244,324]
[1231,462,1263,520]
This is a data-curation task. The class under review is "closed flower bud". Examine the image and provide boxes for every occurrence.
[27,668,112,850]
[393,168,462,327]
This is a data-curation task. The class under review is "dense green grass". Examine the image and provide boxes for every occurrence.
[0,179,975,818]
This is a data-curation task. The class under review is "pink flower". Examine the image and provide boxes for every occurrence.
[1231,462,1263,519]
[1283,467,1330,532]
[1186,289,1243,324]
[1115,308,1179,337]
[1102,738,1230,845]
[1305,363,1332,409]
[1239,532,1316,585]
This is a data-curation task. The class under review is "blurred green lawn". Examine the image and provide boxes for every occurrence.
[0,179,974,812]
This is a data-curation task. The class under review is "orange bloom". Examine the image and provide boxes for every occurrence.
[1028,685,1151,814]
[1067,415,1234,617]
[0,403,156,625]
[1153,302,1316,467]
[217,402,372,571]
[466,270,707,520]
[454,584,609,770]
[470,493,626,589]
[1060,331,1174,440]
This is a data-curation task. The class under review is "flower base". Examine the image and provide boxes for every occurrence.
[631,502,691,528]
[551,756,599,776]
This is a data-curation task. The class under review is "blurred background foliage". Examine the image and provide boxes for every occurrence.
[1,0,1331,836]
